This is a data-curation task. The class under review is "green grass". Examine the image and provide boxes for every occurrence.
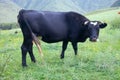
[0,8,120,80]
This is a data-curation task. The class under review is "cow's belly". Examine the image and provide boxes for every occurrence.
[42,37,65,43]
[41,30,68,43]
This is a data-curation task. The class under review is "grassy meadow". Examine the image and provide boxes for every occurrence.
[0,8,120,80]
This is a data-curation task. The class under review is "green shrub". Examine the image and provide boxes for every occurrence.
[110,18,120,30]
[0,23,19,30]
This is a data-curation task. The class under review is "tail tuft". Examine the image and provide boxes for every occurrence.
[32,33,43,57]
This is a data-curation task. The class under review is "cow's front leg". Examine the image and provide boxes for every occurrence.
[71,42,78,55]
[60,41,68,59]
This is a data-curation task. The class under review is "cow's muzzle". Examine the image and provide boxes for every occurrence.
[89,38,99,42]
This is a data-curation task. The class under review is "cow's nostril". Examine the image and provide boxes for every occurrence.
[93,37,96,40]
[90,37,97,42]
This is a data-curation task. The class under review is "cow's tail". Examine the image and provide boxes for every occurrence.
[32,33,43,57]
[18,9,43,57]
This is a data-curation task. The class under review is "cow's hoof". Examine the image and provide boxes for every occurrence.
[22,65,27,68]
[75,53,77,55]
[22,64,28,67]
[60,55,64,59]
[32,59,36,63]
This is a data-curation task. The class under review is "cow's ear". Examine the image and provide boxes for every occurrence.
[99,22,107,29]
[83,21,89,26]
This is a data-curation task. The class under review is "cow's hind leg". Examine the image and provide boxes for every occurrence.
[60,41,68,59]
[21,39,36,67]
[28,41,36,63]
[21,43,28,67]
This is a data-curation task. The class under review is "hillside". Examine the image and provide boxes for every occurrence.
[12,0,117,12]
[87,7,120,21]
[0,0,20,23]
[111,0,120,7]
[73,0,117,12]
[12,0,85,13]
[0,0,119,24]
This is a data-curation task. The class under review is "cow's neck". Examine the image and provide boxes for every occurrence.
[78,26,89,42]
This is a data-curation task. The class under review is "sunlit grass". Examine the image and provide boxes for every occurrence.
[0,27,120,80]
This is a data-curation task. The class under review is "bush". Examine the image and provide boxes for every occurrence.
[0,23,19,30]
[110,18,120,30]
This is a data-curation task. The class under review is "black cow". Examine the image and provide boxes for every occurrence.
[18,9,107,66]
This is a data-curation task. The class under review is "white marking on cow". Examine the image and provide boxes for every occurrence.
[96,38,99,42]
[84,21,89,25]
[90,22,98,26]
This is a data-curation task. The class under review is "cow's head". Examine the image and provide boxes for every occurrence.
[84,21,107,42]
